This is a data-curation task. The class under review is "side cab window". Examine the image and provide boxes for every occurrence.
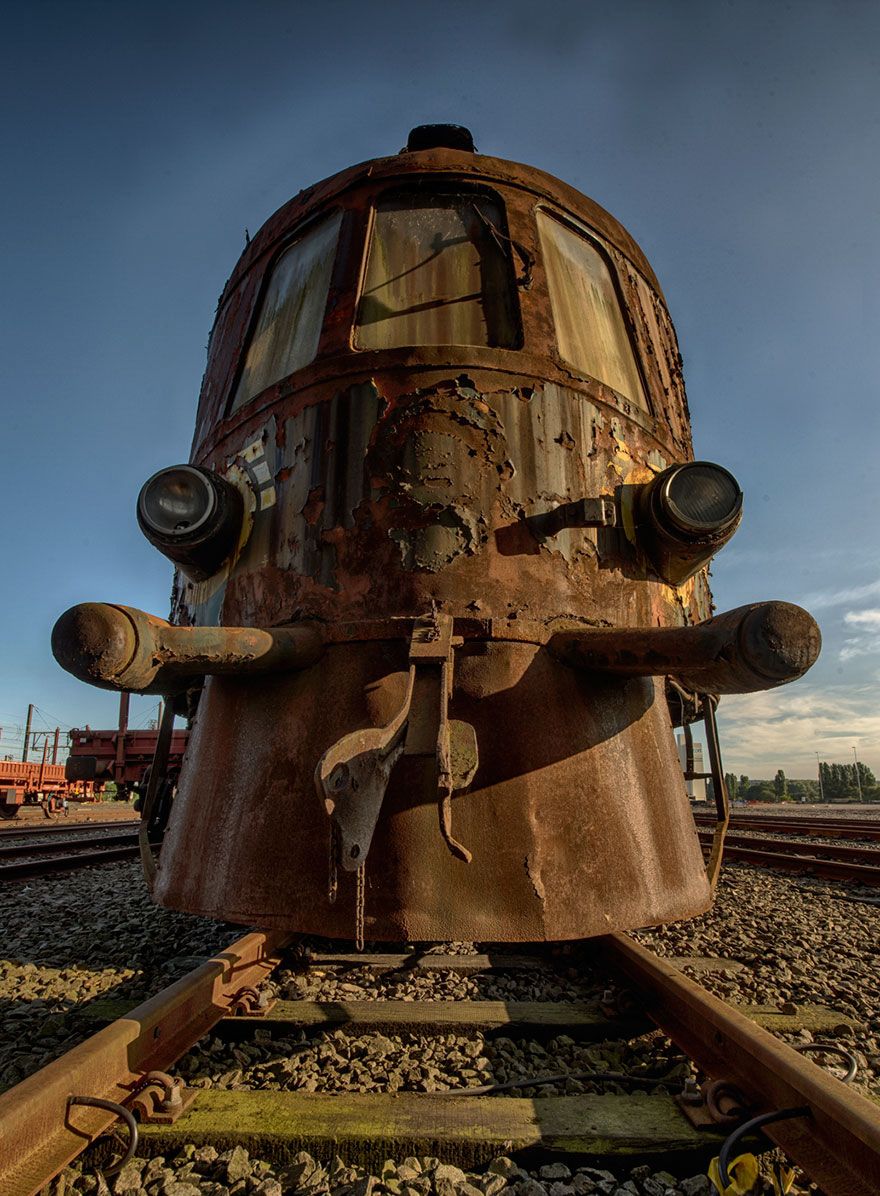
[537,209,647,409]
[230,211,343,413]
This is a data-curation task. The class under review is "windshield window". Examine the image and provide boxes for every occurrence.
[537,210,646,408]
[231,211,342,412]
[355,193,520,349]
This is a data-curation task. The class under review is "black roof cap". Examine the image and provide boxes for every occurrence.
[405,124,476,153]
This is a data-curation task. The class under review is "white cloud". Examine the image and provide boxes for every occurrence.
[838,608,880,660]
[844,609,880,627]
[715,682,880,777]
[803,578,880,609]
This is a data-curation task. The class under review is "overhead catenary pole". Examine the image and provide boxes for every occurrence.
[21,703,34,763]
[853,745,863,802]
[52,727,60,765]
[816,752,825,802]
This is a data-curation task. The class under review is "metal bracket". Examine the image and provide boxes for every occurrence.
[527,495,617,540]
[129,1071,197,1125]
[676,1078,751,1130]
[315,613,479,872]
[228,985,277,1017]
[315,669,413,872]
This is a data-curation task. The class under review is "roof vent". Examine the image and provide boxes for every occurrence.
[405,124,476,153]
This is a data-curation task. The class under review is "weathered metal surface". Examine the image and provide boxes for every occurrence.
[0,930,285,1196]
[549,602,821,694]
[52,603,323,694]
[154,643,711,940]
[599,934,880,1196]
[55,132,820,940]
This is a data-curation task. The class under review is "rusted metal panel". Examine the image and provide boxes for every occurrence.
[154,644,710,940]
[180,373,707,636]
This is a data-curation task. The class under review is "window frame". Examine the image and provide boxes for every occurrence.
[224,206,346,418]
[535,205,652,414]
[350,183,524,353]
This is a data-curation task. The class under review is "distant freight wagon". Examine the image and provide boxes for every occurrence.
[0,758,68,818]
[65,695,188,803]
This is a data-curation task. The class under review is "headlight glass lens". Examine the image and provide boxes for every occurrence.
[663,463,741,533]
[139,466,216,538]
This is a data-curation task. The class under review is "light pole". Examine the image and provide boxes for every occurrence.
[853,745,863,802]
[816,751,825,802]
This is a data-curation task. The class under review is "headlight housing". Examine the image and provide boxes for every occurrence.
[137,464,243,580]
[639,461,742,585]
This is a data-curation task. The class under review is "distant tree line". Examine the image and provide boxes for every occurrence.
[718,763,879,803]
[818,760,877,800]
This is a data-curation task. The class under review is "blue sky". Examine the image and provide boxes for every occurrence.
[1,1,878,779]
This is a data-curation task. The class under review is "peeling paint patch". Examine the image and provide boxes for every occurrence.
[390,504,485,572]
[525,853,546,902]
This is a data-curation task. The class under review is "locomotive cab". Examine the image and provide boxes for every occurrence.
[53,125,820,942]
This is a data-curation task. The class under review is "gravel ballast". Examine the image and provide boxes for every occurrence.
[52,1148,726,1196]
[0,847,871,1194]
[0,861,239,1092]
[635,864,880,1097]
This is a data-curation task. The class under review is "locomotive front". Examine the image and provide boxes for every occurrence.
[53,126,820,942]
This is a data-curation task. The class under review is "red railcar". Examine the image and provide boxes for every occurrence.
[65,725,189,800]
[0,759,68,818]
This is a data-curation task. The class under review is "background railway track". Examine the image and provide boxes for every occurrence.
[693,812,880,843]
[0,818,139,838]
[697,830,880,886]
[0,828,140,881]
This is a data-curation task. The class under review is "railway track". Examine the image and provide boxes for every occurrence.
[693,813,880,842]
[0,817,139,837]
[0,829,140,881]
[697,830,880,886]
[1,935,878,1195]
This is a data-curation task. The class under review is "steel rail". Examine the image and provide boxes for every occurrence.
[0,818,139,837]
[0,831,138,861]
[599,933,880,1196]
[693,814,880,842]
[696,835,880,886]
[0,845,142,882]
[0,930,287,1196]
[703,827,880,865]
[710,833,880,866]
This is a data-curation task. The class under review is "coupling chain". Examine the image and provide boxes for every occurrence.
[327,821,339,905]
[355,861,366,952]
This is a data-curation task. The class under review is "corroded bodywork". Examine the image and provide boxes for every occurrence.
[53,128,820,940]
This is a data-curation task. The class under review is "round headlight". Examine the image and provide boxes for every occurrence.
[137,464,244,580]
[659,462,742,537]
[138,465,217,539]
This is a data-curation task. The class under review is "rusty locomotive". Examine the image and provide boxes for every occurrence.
[53,125,820,942]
